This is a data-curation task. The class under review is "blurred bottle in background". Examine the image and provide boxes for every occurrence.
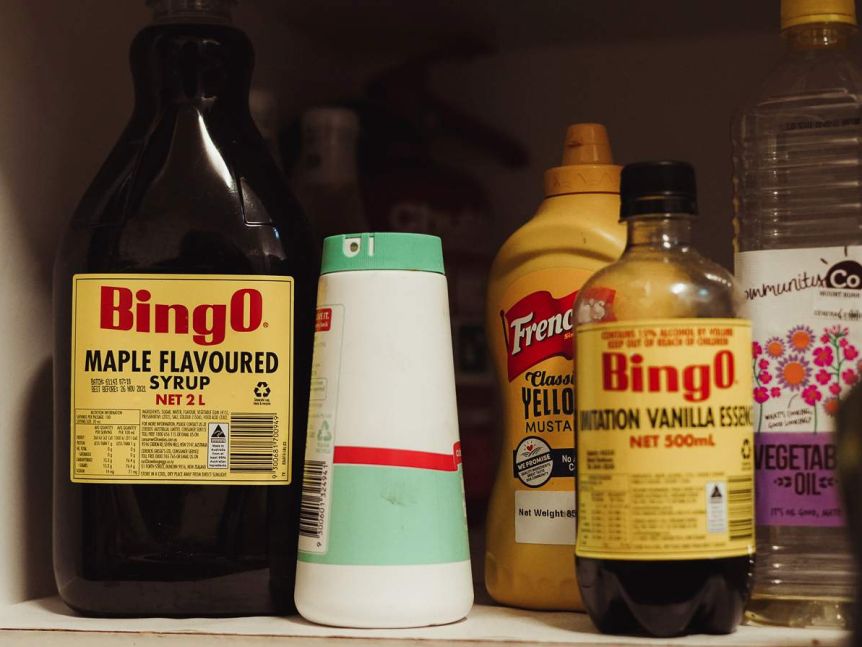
[280,59,528,571]
[732,0,862,627]
[293,107,368,240]
[251,87,284,170]
[361,121,498,532]
[356,58,527,540]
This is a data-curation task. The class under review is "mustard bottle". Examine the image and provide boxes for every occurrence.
[484,124,625,609]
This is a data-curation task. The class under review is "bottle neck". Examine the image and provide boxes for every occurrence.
[625,214,694,251]
[150,0,233,24]
[130,20,252,115]
[784,22,857,50]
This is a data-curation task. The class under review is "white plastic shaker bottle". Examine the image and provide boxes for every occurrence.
[294,232,473,628]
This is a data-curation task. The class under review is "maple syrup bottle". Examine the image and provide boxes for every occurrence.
[52,0,317,616]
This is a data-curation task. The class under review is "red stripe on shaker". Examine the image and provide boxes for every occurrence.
[333,443,462,472]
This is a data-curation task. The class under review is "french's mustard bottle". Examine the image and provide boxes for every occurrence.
[484,124,624,609]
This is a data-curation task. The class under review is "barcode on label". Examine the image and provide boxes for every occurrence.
[727,475,754,541]
[299,460,328,540]
[229,413,275,473]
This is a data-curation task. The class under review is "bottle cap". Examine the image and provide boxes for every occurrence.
[781,0,857,29]
[321,233,445,275]
[543,123,621,196]
[619,161,698,219]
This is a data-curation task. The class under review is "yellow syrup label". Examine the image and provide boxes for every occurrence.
[495,269,616,545]
[70,274,293,485]
[575,318,754,560]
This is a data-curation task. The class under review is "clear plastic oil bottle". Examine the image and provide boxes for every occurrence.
[732,0,862,627]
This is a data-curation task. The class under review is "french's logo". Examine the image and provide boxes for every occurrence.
[501,290,578,381]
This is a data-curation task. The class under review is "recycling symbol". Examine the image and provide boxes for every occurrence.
[741,439,752,460]
[254,381,271,398]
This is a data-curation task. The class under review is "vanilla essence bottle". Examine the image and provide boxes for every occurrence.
[575,161,755,637]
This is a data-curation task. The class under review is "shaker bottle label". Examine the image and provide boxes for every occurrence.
[298,305,345,555]
[497,270,611,545]
[575,319,754,560]
[737,247,862,528]
[69,274,294,484]
[298,304,469,565]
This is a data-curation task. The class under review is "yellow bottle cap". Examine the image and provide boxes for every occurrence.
[781,0,857,29]
[544,123,621,196]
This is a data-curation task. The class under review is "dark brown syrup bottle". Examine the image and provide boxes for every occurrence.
[52,0,317,616]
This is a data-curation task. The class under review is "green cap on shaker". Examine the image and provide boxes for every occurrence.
[321,232,445,275]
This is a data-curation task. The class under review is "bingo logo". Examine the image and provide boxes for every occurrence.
[99,286,264,346]
[601,349,735,403]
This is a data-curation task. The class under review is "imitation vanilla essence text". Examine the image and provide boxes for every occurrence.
[732,0,862,627]
[484,124,624,610]
[575,162,754,637]
[52,0,317,616]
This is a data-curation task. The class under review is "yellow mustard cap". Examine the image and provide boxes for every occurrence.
[781,0,857,29]
[543,123,621,196]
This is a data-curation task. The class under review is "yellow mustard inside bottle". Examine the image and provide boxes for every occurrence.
[484,123,625,609]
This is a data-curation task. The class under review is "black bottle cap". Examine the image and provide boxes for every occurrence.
[620,160,698,218]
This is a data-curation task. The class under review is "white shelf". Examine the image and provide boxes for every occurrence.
[0,597,847,646]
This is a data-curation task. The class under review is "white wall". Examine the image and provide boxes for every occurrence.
[0,0,147,605]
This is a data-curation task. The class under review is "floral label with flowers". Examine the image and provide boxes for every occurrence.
[737,246,862,528]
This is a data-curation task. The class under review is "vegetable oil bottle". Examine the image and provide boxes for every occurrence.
[732,0,862,627]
